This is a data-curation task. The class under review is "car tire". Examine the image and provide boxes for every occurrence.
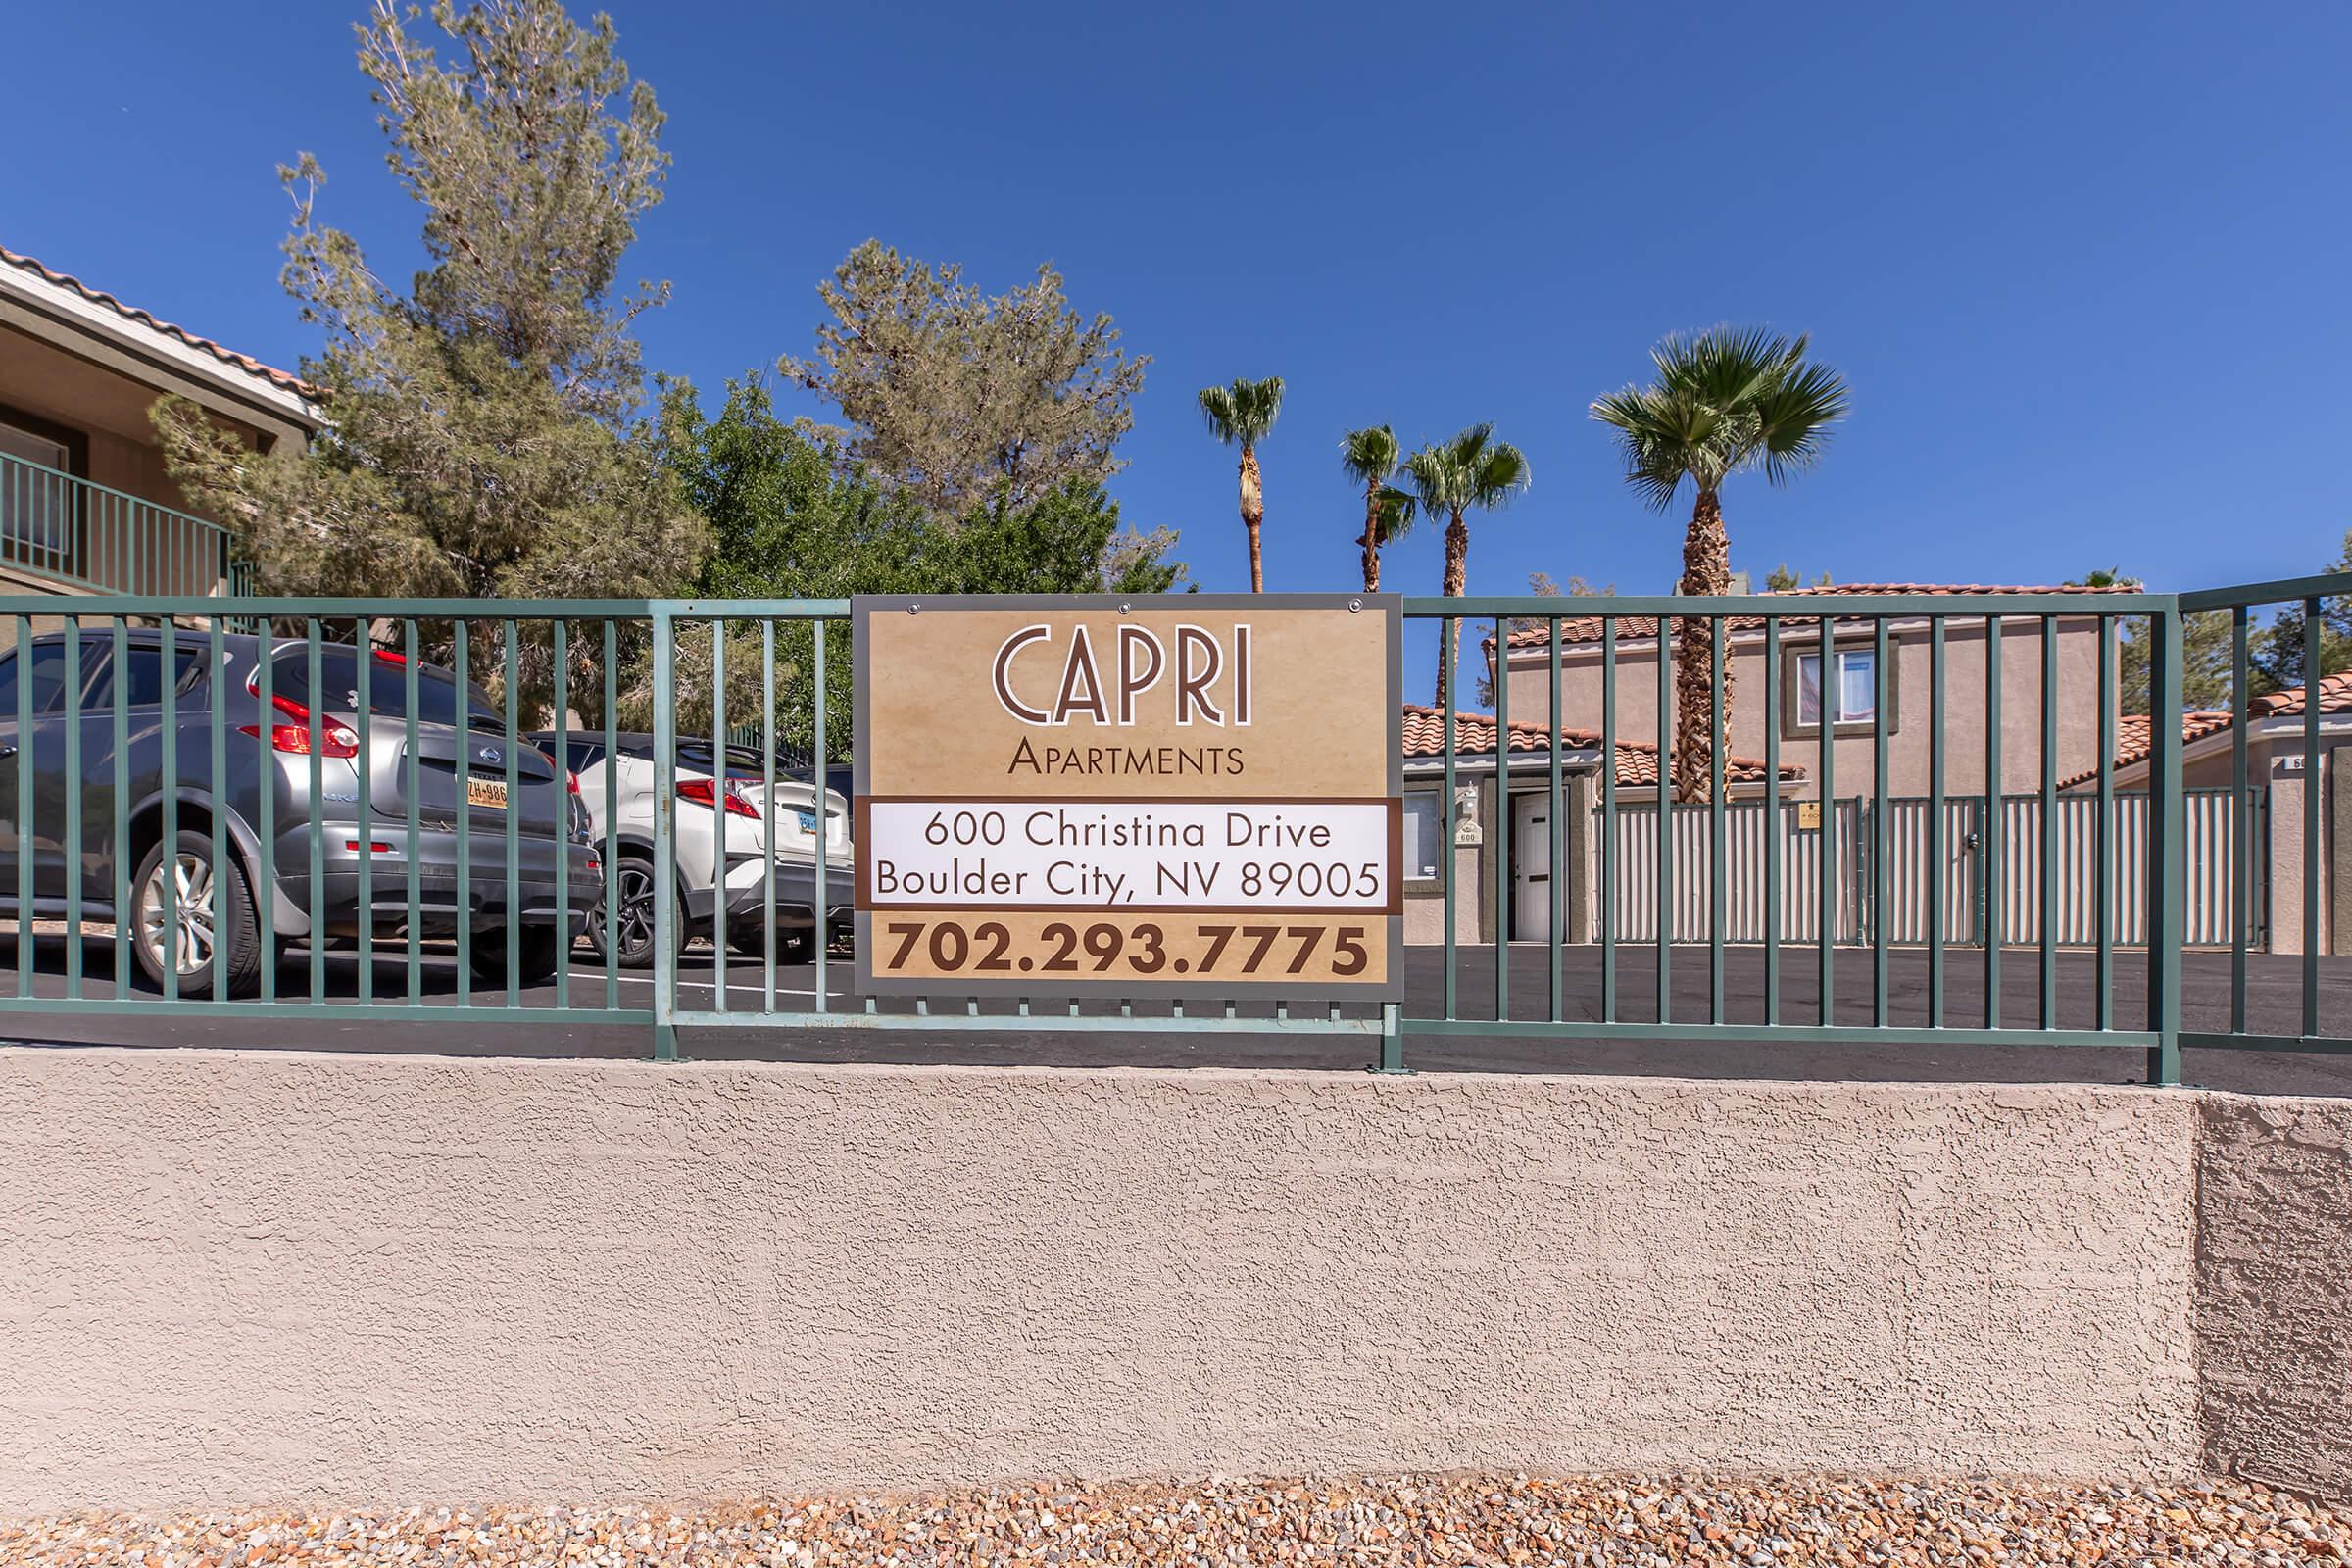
[590,852,683,970]
[129,827,267,999]
[470,925,563,987]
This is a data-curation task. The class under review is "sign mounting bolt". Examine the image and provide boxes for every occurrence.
[1349,599,1363,612]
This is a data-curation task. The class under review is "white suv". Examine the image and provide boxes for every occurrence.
[535,732,853,967]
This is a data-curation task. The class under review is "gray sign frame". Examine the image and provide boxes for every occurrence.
[853,592,1403,1000]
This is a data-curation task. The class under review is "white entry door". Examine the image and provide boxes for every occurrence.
[1511,790,1551,942]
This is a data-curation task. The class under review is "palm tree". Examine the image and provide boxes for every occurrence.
[1402,423,1531,707]
[1338,424,1417,593]
[1197,376,1285,592]
[1591,327,1849,803]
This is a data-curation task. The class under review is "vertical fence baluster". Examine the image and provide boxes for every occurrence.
[2230,607,2250,1035]
[651,608,677,1059]
[2304,597,2323,1041]
[1764,615,1782,1026]
[1874,615,1891,1027]
[603,619,619,1011]
[453,620,469,1008]
[553,618,569,1008]
[1442,619,1457,1021]
[761,618,776,1013]
[2040,615,2059,1027]
[504,619,521,1004]
[1493,616,1509,1023]
[63,616,81,1000]
[307,621,324,1004]
[210,616,228,1002]
[405,620,420,1004]
[1547,616,1563,1023]
[1929,616,1945,1027]
[13,615,26,1000]
[2149,605,2185,1085]
[813,618,829,1016]
[1657,613,1673,1025]
[257,619,275,1004]
[2096,614,2115,1032]
[1600,617,1618,1025]
[1984,615,2002,1029]
[1710,614,1726,1024]
[710,619,727,1014]
[112,617,129,1000]
[1818,613,1836,1026]
[355,616,372,1005]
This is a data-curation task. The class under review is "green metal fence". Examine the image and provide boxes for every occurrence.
[0,581,2340,1083]
[0,453,244,595]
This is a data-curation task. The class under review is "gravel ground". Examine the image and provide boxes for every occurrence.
[2,1474,2345,1567]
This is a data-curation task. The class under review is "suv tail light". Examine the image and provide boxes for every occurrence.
[238,693,359,759]
[678,776,760,819]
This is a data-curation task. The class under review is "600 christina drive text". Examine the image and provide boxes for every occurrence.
[860,799,1392,908]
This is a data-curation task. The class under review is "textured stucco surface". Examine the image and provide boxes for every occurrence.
[2198,1093,2352,1498]
[0,1048,2207,1512]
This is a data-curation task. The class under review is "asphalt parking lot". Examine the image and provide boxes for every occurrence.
[2,930,2347,1095]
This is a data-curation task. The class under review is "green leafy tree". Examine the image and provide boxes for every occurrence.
[2248,529,2352,695]
[1198,377,1285,592]
[666,378,1187,753]
[1403,423,1531,707]
[781,240,1149,520]
[2071,569,2238,712]
[1338,424,1416,594]
[156,0,706,620]
[1763,564,1833,592]
[1591,327,1849,801]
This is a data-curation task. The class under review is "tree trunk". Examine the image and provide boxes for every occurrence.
[1240,446,1265,593]
[1434,508,1469,708]
[1672,489,1735,803]
[1358,479,1382,594]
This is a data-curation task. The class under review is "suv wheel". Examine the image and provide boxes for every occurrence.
[130,828,266,998]
[590,852,682,970]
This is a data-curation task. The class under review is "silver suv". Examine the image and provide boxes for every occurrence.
[0,629,599,996]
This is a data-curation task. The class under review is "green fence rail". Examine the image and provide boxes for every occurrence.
[0,453,247,596]
[0,581,2340,1082]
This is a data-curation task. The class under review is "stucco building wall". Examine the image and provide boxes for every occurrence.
[0,1048,2214,1511]
[1500,615,2113,801]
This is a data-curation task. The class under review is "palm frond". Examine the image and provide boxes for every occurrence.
[1197,384,1240,445]
[1372,483,1417,544]
[1748,358,1851,486]
[1339,423,1401,484]
[1596,327,1848,504]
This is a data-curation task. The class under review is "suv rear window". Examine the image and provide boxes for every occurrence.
[269,646,498,728]
[81,641,208,709]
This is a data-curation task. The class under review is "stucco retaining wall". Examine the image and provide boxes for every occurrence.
[2197,1094,2352,1498]
[0,1048,2230,1511]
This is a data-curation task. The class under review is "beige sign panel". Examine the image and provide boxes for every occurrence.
[854,594,1401,998]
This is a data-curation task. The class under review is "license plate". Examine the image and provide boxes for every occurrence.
[795,809,818,833]
[466,776,508,809]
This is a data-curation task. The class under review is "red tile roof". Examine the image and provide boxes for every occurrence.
[1496,581,2143,651]
[1400,704,1803,788]
[2059,672,2352,787]
[2,245,320,401]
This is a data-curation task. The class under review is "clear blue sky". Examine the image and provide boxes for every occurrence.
[8,1,2347,617]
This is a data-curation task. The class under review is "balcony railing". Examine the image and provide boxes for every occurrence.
[0,450,247,595]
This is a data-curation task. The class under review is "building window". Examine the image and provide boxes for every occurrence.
[1785,641,1897,736]
[1403,788,1445,882]
[0,408,85,567]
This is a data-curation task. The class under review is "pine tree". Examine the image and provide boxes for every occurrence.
[155,0,707,606]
